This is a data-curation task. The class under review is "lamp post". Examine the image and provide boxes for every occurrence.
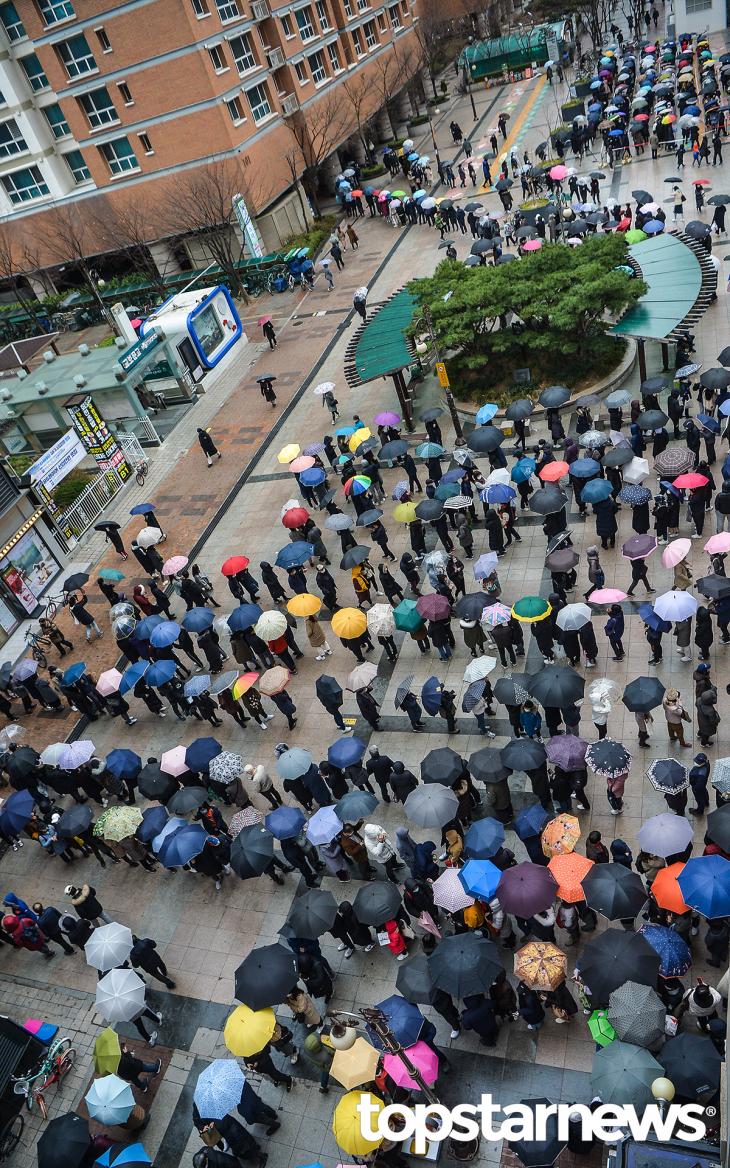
[328,1007,439,1105]
[414,303,465,445]
[651,1076,675,1119]
[463,37,478,120]
[425,106,441,166]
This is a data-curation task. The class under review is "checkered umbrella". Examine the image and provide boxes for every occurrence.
[712,757,730,794]
[394,675,415,709]
[229,807,264,835]
[432,868,475,912]
[654,446,695,476]
[607,982,666,1048]
[209,751,245,788]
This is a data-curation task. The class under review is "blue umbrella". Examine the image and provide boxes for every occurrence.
[335,790,378,822]
[0,789,35,834]
[137,805,168,843]
[327,736,367,768]
[307,806,343,845]
[459,859,502,900]
[435,482,460,502]
[105,749,142,780]
[97,1144,151,1168]
[62,662,87,685]
[464,818,506,859]
[643,219,664,234]
[135,614,165,641]
[659,480,682,497]
[511,458,536,484]
[119,661,148,695]
[193,1059,246,1121]
[677,855,730,919]
[569,458,601,478]
[515,804,551,840]
[150,621,181,649]
[638,924,692,976]
[476,404,499,423]
[421,675,443,716]
[618,484,652,505]
[481,483,516,504]
[698,413,721,434]
[440,468,466,484]
[182,607,215,633]
[130,503,156,516]
[275,543,314,568]
[227,603,263,632]
[415,442,445,458]
[158,824,211,868]
[638,604,672,633]
[152,815,187,853]
[369,996,424,1049]
[144,659,177,688]
[581,479,613,504]
[265,805,306,840]
[185,736,222,772]
[183,674,212,698]
[299,467,326,487]
[334,424,357,436]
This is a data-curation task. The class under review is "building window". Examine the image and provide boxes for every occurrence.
[352,27,363,53]
[192,0,210,13]
[315,0,330,28]
[63,149,90,183]
[308,49,326,83]
[58,33,97,77]
[230,32,256,73]
[99,135,138,175]
[95,26,111,51]
[685,0,712,9]
[343,0,352,15]
[388,3,400,27]
[363,19,376,46]
[357,0,368,11]
[117,81,133,104]
[215,0,240,18]
[295,7,315,39]
[0,2,25,40]
[281,13,293,35]
[294,60,307,83]
[377,11,386,31]
[327,41,341,71]
[207,43,227,70]
[0,119,27,158]
[37,0,74,24]
[1,165,49,204]
[138,132,153,154]
[43,103,70,139]
[19,54,49,92]
[226,95,244,121]
[245,82,271,122]
[79,87,118,128]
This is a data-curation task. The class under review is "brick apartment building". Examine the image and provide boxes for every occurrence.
[0,0,426,289]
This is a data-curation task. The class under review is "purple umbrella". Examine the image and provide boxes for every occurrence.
[545,734,589,770]
[497,862,558,916]
[621,534,658,561]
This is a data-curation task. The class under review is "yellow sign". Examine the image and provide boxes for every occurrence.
[435,361,450,388]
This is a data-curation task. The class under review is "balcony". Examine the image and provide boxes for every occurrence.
[251,0,270,19]
[268,46,285,67]
[281,93,299,115]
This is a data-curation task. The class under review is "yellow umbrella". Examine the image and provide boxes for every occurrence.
[514,941,567,991]
[93,1027,121,1076]
[333,1091,384,1156]
[287,593,322,617]
[331,607,368,639]
[393,502,417,524]
[349,427,371,453]
[331,1037,381,1091]
[224,1004,276,1057]
[277,443,300,464]
[541,813,581,858]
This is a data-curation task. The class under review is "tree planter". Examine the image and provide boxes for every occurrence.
[561,99,585,121]
[518,198,560,224]
[574,79,592,98]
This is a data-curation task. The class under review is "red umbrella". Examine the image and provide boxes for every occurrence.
[282,507,309,529]
[221,556,250,576]
[257,315,272,326]
[672,473,709,489]
[539,461,569,482]
[416,594,451,621]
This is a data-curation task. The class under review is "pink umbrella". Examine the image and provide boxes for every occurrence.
[523,239,542,251]
[432,868,474,912]
[705,533,730,554]
[661,538,692,568]
[129,318,142,329]
[162,555,188,576]
[289,455,315,473]
[374,412,401,427]
[587,589,627,604]
[384,1041,439,1089]
[96,668,123,696]
[549,164,568,181]
[160,746,189,776]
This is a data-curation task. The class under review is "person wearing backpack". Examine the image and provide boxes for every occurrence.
[2,913,54,958]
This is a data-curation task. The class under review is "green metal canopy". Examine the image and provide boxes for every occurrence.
[612,233,704,341]
[344,288,417,389]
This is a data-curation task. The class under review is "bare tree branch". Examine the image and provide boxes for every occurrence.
[285,92,351,214]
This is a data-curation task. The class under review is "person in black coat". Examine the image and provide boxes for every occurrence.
[366,749,393,802]
[260,561,288,604]
[517,981,545,1029]
[197,427,222,466]
[399,552,421,594]
[297,952,333,1001]
[399,691,425,731]
[237,1080,279,1134]
[578,621,598,666]
[316,688,346,731]
[400,452,422,493]
[280,837,318,886]
[315,565,338,611]
[355,686,380,730]
[461,993,499,1046]
[593,498,619,549]
[390,761,419,801]
[301,763,333,808]
[197,631,226,672]
[369,520,395,561]
[270,690,297,730]
[329,900,374,955]
[431,515,454,552]
[378,564,403,604]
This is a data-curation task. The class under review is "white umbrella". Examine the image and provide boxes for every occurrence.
[85,1075,135,1125]
[653,590,698,622]
[95,968,147,1022]
[280,498,302,515]
[313,381,335,394]
[432,868,474,912]
[588,677,620,701]
[367,604,395,637]
[423,550,447,569]
[622,457,651,484]
[347,662,378,691]
[39,742,67,767]
[463,655,498,683]
[485,468,511,486]
[711,757,730,794]
[556,603,592,632]
[85,922,134,972]
[137,526,163,549]
[254,611,287,640]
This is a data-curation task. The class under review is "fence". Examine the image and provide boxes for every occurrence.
[57,468,126,547]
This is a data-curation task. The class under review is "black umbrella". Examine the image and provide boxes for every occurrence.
[438,238,455,248]
[421,408,444,422]
[504,399,534,421]
[646,758,688,795]
[493,674,531,706]
[538,386,571,408]
[167,785,208,815]
[622,675,665,712]
[396,953,435,1004]
[602,445,634,467]
[234,943,299,1009]
[508,1098,567,1168]
[579,929,661,1004]
[706,804,730,852]
[495,178,513,191]
[697,572,730,599]
[685,219,712,239]
[94,521,121,532]
[708,194,730,205]
[230,825,274,878]
[581,863,647,920]
[454,593,489,620]
[357,509,384,526]
[353,881,403,925]
[315,675,342,702]
[544,549,579,572]
[421,746,465,786]
[379,440,409,460]
[38,1113,90,1168]
[467,426,504,453]
[640,375,670,395]
[63,571,89,592]
[340,545,371,569]
[660,1033,722,1101]
[468,747,511,783]
[632,189,652,204]
[137,763,178,803]
[529,487,567,515]
[318,488,337,508]
[287,888,338,938]
[584,739,631,778]
[516,226,537,240]
[701,367,730,390]
[635,409,668,430]
[471,239,493,256]
[462,202,484,213]
[56,805,92,838]
[718,345,730,367]
[414,499,444,521]
[7,746,40,788]
[427,933,502,997]
[500,737,546,771]
[529,665,584,707]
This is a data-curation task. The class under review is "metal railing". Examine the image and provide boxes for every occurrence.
[58,469,126,545]
[117,431,147,463]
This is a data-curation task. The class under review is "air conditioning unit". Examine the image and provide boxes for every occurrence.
[282,93,299,115]
[268,46,285,67]
[251,0,270,19]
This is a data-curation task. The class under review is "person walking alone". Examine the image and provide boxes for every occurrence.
[262,319,277,349]
[197,427,222,467]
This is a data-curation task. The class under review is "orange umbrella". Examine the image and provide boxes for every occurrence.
[539,461,569,482]
[548,853,594,902]
[541,814,581,858]
[514,941,567,990]
[651,862,689,914]
[232,672,259,699]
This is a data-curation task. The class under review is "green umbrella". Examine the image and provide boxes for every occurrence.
[511,596,551,622]
[590,1041,662,1107]
[98,568,125,582]
[93,805,143,843]
[93,1027,121,1076]
[588,1009,616,1047]
[625,228,647,243]
[393,599,424,632]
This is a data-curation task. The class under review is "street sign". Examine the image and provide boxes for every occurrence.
[435,362,450,388]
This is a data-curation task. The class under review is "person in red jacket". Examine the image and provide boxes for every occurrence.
[384,918,408,961]
[2,914,54,958]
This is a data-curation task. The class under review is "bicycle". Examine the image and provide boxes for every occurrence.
[23,628,51,669]
[41,593,67,621]
[11,1036,76,1118]
[135,458,149,486]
